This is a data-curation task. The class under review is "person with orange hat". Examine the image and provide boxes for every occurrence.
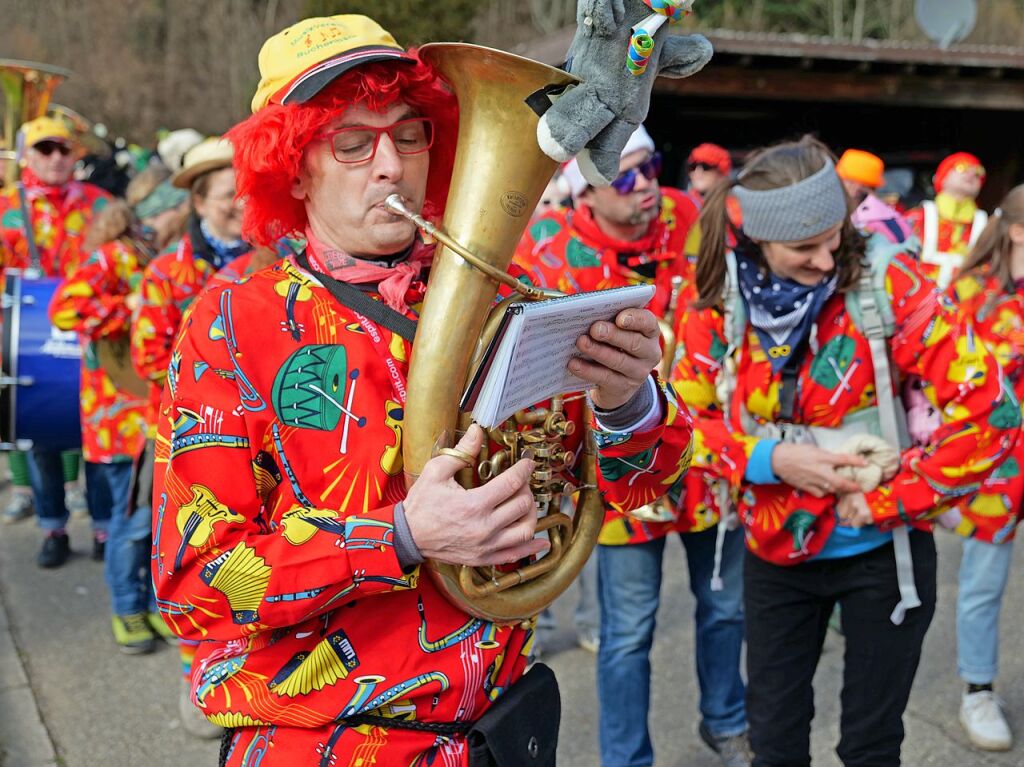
[906,151,988,288]
[150,13,692,767]
[0,115,112,565]
[836,148,914,246]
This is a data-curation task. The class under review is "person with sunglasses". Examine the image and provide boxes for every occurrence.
[515,127,751,767]
[686,142,733,205]
[906,152,989,288]
[0,116,112,563]
[151,15,691,766]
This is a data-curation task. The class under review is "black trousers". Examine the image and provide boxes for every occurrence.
[744,531,937,767]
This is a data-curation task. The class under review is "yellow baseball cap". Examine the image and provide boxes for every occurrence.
[836,149,885,190]
[251,14,414,113]
[20,116,73,148]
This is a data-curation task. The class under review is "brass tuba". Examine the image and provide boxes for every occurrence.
[0,59,72,186]
[396,43,606,625]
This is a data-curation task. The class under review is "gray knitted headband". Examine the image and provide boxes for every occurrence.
[732,158,848,242]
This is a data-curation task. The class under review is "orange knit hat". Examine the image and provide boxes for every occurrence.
[836,149,884,190]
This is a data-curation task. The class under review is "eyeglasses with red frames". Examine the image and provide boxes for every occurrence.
[32,141,71,157]
[610,152,662,195]
[316,117,434,164]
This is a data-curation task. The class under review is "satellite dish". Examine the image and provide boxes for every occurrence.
[915,0,977,48]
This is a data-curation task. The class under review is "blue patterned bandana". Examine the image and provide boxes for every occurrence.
[736,246,836,373]
[200,218,250,268]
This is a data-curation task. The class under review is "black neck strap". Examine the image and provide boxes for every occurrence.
[294,249,417,342]
[16,184,42,271]
[777,341,808,422]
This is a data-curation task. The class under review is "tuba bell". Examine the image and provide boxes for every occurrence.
[0,59,72,186]
[396,43,606,625]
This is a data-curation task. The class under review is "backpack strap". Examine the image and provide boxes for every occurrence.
[720,251,746,421]
[844,235,904,338]
[16,183,43,272]
[852,239,920,626]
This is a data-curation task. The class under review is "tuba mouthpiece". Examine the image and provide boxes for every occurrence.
[384,194,410,217]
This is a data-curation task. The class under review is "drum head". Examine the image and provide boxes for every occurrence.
[0,273,82,450]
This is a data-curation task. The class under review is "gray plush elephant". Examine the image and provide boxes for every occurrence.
[537,0,713,186]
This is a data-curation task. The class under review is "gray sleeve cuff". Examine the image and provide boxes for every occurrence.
[393,502,424,570]
[591,375,658,432]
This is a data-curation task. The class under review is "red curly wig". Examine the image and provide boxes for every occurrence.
[227,55,458,247]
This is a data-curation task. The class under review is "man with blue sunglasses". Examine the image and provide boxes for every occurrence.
[515,126,751,767]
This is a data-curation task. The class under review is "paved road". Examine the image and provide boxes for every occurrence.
[2,495,1023,766]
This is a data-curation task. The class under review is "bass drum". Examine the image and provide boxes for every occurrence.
[0,271,82,449]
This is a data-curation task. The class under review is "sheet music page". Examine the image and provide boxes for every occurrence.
[471,284,655,427]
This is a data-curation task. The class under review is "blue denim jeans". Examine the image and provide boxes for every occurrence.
[957,536,1015,685]
[596,525,747,767]
[92,461,153,616]
[28,448,110,533]
[574,552,600,640]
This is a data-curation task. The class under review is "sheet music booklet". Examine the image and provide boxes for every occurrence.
[460,284,656,428]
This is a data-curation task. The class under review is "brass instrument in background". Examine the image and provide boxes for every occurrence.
[0,60,72,186]
[389,43,607,625]
[659,274,684,379]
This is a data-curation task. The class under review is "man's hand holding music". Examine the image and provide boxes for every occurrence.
[570,308,662,411]
[404,425,547,566]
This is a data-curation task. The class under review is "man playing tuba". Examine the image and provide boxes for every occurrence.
[151,14,692,766]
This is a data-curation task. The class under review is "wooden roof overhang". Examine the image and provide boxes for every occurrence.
[515,29,1024,111]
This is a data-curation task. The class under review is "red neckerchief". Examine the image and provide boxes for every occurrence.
[303,228,433,314]
[569,201,674,274]
[20,167,87,210]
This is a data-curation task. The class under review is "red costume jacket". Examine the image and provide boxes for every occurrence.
[906,193,987,287]
[49,239,149,462]
[673,251,1017,565]
[514,188,711,544]
[0,169,110,277]
[946,271,1024,543]
[152,253,692,764]
[131,233,221,432]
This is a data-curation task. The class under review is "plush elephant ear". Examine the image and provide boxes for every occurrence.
[577,0,628,36]
[657,34,714,78]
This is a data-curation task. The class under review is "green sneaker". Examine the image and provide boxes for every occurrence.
[112,613,156,655]
[147,612,180,645]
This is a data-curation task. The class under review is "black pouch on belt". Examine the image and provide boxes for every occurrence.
[467,662,561,767]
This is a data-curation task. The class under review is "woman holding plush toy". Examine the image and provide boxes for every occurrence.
[672,136,1018,766]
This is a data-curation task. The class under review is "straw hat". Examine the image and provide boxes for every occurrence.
[171,137,234,189]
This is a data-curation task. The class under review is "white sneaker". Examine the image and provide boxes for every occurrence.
[960,689,1012,751]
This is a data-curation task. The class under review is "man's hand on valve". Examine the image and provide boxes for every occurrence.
[404,425,547,567]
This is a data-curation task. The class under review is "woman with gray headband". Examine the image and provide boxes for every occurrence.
[670,136,1017,765]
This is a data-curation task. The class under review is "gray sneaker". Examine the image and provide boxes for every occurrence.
[2,492,33,524]
[179,678,223,739]
[699,722,753,767]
